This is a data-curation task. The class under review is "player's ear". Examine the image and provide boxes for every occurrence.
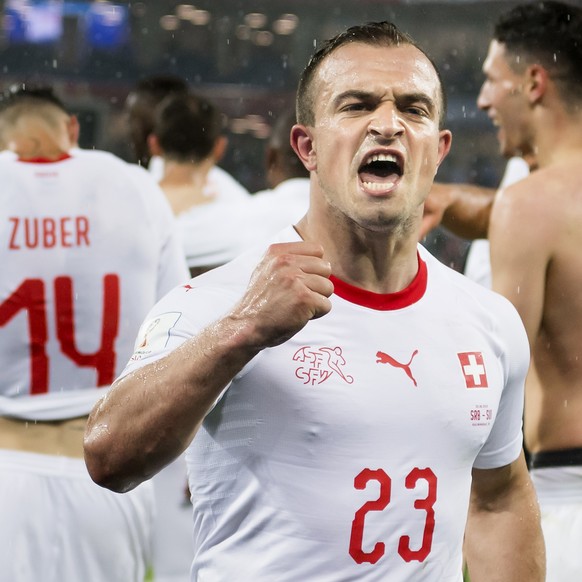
[265,145,278,172]
[147,133,162,157]
[212,135,228,163]
[436,129,452,170]
[290,124,316,172]
[67,115,81,148]
[527,64,549,104]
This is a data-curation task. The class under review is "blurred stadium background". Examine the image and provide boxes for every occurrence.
[0,0,527,268]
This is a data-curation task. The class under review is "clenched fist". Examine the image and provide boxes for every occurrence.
[229,241,334,349]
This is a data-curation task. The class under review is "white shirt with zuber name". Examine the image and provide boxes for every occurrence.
[0,149,188,419]
[122,227,529,582]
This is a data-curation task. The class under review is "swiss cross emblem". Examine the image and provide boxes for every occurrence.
[457,352,488,388]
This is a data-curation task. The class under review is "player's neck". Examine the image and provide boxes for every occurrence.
[8,127,70,162]
[159,181,215,216]
[159,159,218,215]
[534,109,582,168]
[295,215,420,295]
[161,158,212,186]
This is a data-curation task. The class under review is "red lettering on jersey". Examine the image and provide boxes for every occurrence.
[55,274,120,385]
[43,218,56,248]
[293,346,354,385]
[60,217,72,247]
[0,279,49,393]
[350,468,391,564]
[6,216,91,250]
[26,218,39,248]
[8,217,20,249]
[0,275,120,394]
[398,467,437,562]
[76,216,90,246]
[349,467,438,565]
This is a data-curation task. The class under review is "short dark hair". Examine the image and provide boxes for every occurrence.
[0,84,68,114]
[126,76,190,167]
[494,1,582,105]
[153,93,224,163]
[132,75,189,106]
[296,21,446,127]
[268,107,308,180]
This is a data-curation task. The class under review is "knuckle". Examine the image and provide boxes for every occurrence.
[272,253,293,270]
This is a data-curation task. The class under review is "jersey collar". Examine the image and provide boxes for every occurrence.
[330,253,427,311]
[17,153,72,164]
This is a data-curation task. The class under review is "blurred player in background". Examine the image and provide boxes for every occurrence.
[125,75,250,202]
[0,85,188,582]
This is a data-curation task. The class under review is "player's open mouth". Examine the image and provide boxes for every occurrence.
[358,152,403,193]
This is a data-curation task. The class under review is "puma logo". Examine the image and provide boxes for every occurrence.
[376,350,419,387]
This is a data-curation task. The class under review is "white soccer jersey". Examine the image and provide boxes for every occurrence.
[125,227,528,582]
[242,177,310,244]
[177,178,309,270]
[149,155,250,202]
[175,199,250,269]
[0,150,188,419]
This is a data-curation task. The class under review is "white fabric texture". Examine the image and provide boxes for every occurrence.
[123,227,529,582]
[0,450,155,582]
[0,148,188,581]
[531,466,582,582]
[176,177,309,269]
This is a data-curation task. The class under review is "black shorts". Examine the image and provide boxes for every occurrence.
[529,447,582,469]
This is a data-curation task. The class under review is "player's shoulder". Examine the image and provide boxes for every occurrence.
[70,147,128,169]
[421,245,521,318]
[495,166,568,233]
[0,150,17,164]
[427,252,528,358]
[74,148,162,193]
[207,166,250,201]
[68,148,145,187]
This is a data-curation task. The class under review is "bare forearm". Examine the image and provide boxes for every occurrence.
[85,240,333,493]
[84,315,260,493]
[441,183,495,240]
[464,477,545,581]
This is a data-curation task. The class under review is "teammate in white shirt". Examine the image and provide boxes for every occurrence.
[85,21,545,581]
[125,74,249,202]
[0,86,189,582]
[171,106,312,274]
[241,107,310,245]
[149,91,251,278]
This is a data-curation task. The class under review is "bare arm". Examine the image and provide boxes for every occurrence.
[421,182,495,240]
[489,180,550,346]
[84,241,333,493]
[464,451,545,581]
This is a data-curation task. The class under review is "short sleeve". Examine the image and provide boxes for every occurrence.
[473,295,529,469]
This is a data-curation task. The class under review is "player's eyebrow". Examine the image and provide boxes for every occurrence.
[398,92,438,115]
[332,89,438,116]
[332,90,377,108]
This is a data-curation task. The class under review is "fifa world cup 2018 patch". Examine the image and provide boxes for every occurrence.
[131,312,182,360]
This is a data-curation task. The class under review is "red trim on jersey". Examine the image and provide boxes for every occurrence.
[330,254,427,310]
[17,153,72,164]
